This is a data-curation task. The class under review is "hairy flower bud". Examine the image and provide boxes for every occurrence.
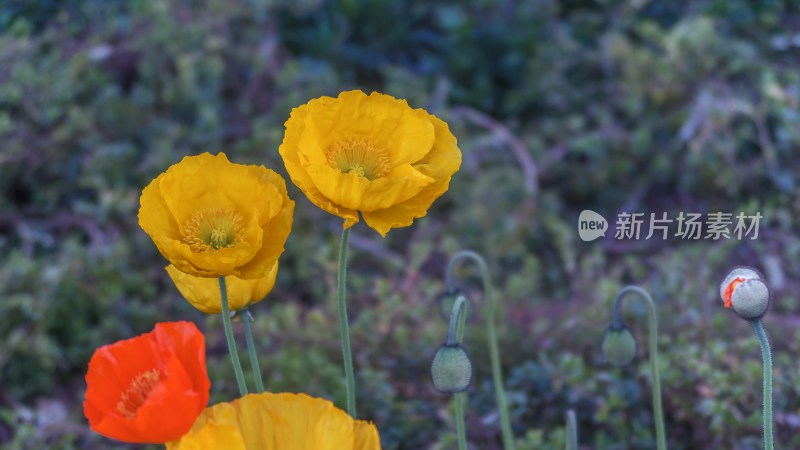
[431,344,472,393]
[720,266,770,321]
[601,325,637,367]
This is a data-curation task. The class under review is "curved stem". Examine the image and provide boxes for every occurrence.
[565,409,578,450]
[455,392,468,450]
[242,310,265,393]
[337,227,357,417]
[218,277,248,397]
[447,295,469,345]
[446,250,515,450]
[611,286,666,450]
[752,319,774,450]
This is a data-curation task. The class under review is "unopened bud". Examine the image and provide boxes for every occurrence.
[720,266,770,321]
[431,344,472,393]
[601,325,637,367]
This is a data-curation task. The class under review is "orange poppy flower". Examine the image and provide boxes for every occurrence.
[84,321,211,443]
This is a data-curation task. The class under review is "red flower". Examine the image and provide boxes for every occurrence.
[84,321,210,443]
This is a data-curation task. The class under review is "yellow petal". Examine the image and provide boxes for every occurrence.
[165,421,246,450]
[166,402,247,450]
[358,165,435,211]
[304,163,371,211]
[278,91,460,234]
[280,102,361,227]
[361,115,461,236]
[297,91,434,168]
[138,175,182,258]
[137,152,294,278]
[354,420,382,449]
[236,202,293,280]
[168,393,382,450]
[411,115,461,180]
[167,227,260,278]
[166,262,278,314]
[304,162,435,213]
[157,153,283,231]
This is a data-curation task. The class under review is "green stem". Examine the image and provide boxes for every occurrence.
[337,227,357,417]
[455,392,468,450]
[447,295,470,449]
[752,319,774,450]
[447,295,469,345]
[446,250,515,450]
[242,310,265,393]
[565,409,578,450]
[218,277,248,397]
[611,286,666,450]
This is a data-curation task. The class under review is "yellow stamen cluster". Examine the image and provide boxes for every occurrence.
[116,369,162,418]
[184,207,244,252]
[325,139,391,181]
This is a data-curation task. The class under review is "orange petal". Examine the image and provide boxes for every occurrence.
[723,277,746,309]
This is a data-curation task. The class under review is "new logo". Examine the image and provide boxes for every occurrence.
[578,210,608,242]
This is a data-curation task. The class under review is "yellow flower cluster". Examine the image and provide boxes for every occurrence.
[132,90,461,448]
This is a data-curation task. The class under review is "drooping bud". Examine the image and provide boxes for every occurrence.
[720,266,770,321]
[601,325,637,367]
[431,344,472,393]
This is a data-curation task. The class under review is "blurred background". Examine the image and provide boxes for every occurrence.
[2,0,800,449]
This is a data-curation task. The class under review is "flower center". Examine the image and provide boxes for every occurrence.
[184,207,244,252]
[723,277,746,309]
[116,369,162,419]
[325,139,391,181]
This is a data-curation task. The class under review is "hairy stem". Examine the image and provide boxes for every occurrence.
[218,277,248,397]
[752,319,774,450]
[455,392,467,450]
[242,311,264,393]
[337,227,357,417]
[611,286,666,450]
[446,250,515,450]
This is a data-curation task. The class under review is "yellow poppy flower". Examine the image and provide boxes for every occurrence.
[138,153,294,279]
[165,262,278,314]
[279,90,461,236]
[166,392,382,450]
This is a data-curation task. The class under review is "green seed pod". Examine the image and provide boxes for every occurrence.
[601,325,637,367]
[431,344,472,393]
[720,266,770,321]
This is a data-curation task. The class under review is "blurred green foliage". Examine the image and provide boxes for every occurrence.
[2,0,800,449]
